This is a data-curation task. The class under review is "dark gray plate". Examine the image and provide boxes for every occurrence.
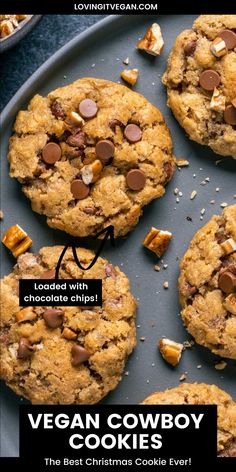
[1,15,236,457]
[0,15,42,53]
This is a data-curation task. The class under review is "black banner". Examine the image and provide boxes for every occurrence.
[0,1,235,15]
[19,279,102,306]
[18,404,217,470]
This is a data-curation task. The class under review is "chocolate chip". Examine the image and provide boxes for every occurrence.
[42,142,61,165]
[71,345,90,366]
[215,228,227,244]
[17,338,34,359]
[40,269,56,279]
[124,124,142,143]
[218,271,236,294]
[218,440,236,457]
[221,261,236,274]
[66,149,84,159]
[219,30,236,50]
[223,105,236,125]
[78,99,98,119]
[126,169,146,191]
[43,308,64,328]
[95,140,115,164]
[66,131,87,148]
[163,161,174,183]
[105,264,117,279]
[183,280,197,298]
[71,179,90,200]
[83,206,97,215]
[199,70,220,91]
[109,119,124,131]
[184,40,197,56]
[50,101,66,120]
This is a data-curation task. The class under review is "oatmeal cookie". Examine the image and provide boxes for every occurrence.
[179,204,236,359]
[163,15,236,158]
[0,246,137,404]
[8,78,175,238]
[142,383,236,456]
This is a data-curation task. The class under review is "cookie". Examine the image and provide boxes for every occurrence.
[179,204,236,359]
[8,77,175,238]
[0,246,137,404]
[142,383,236,456]
[163,15,236,158]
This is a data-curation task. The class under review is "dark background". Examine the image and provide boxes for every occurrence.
[0,15,105,110]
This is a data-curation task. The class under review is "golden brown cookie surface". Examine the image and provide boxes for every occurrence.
[163,15,236,158]
[142,383,236,456]
[179,204,236,359]
[8,78,175,238]
[0,246,136,404]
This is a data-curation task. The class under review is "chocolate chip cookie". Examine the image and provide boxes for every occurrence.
[142,383,236,456]
[0,246,137,404]
[179,204,236,359]
[8,78,175,238]
[163,15,236,158]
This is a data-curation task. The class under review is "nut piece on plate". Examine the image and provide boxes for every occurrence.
[175,158,189,167]
[2,224,32,258]
[81,159,103,185]
[210,88,226,112]
[159,338,184,366]
[220,237,236,255]
[143,227,172,257]
[223,294,236,316]
[120,68,139,86]
[137,23,164,56]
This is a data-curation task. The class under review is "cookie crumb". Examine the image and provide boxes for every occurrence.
[123,57,130,65]
[179,373,187,381]
[121,68,139,86]
[140,336,146,342]
[154,264,161,271]
[183,340,194,349]
[197,365,202,369]
[163,281,169,289]
[220,202,228,208]
[190,190,197,200]
[215,361,227,370]
[176,159,189,167]
[0,210,4,220]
